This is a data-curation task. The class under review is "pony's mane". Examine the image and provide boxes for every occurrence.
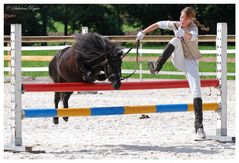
[74,33,118,62]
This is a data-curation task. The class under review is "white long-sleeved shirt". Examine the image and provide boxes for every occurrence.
[157,21,201,60]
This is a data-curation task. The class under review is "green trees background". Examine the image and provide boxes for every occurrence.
[4,4,235,36]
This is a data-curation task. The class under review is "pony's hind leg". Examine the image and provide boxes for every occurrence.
[53,92,61,124]
[62,92,73,122]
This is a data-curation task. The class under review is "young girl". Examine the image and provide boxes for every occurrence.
[136,7,209,139]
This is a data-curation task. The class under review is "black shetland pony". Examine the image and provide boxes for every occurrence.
[49,33,123,124]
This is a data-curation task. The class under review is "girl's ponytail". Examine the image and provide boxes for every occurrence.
[182,7,210,32]
[193,18,210,32]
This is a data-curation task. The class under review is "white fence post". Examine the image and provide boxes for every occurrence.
[82,27,88,34]
[139,43,143,81]
[216,23,227,136]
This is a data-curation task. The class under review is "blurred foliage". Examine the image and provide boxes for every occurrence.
[4,4,235,36]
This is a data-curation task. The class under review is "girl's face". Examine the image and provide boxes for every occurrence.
[180,12,192,28]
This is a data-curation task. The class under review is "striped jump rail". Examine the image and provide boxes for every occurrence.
[23,102,218,118]
[22,79,219,92]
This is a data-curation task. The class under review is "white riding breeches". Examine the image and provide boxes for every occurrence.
[169,37,201,98]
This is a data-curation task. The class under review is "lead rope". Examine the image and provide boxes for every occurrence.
[120,40,140,80]
[173,23,212,96]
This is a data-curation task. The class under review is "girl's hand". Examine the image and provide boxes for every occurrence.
[176,29,185,38]
[136,31,145,41]
[176,29,192,41]
[184,32,192,41]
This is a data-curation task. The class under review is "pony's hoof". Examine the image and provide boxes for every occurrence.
[63,117,69,122]
[53,117,59,124]
[112,80,121,90]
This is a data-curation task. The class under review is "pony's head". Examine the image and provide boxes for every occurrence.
[74,33,123,89]
[104,47,122,89]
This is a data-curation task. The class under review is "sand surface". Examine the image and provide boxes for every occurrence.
[4,78,235,159]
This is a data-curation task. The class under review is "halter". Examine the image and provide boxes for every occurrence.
[86,52,120,81]
[84,40,140,82]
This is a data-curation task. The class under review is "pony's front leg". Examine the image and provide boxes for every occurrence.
[53,92,61,124]
[62,92,73,122]
[96,72,107,81]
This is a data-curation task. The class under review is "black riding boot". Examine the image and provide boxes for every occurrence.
[194,97,205,139]
[194,97,203,131]
[148,43,175,74]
